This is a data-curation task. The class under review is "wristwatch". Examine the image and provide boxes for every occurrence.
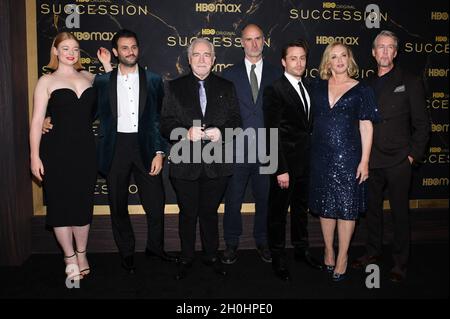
[156,151,165,158]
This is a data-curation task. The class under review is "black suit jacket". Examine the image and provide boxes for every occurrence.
[367,67,430,169]
[263,75,312,177]
[160,72,241,180]
[94,66,166,176]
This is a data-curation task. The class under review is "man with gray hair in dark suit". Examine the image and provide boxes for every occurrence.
[161,38,241,280]
[352,30,430,283]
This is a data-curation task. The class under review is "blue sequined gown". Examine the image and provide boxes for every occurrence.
[308,80,379,220]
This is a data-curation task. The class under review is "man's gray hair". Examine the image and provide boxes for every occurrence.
[372,30,399,49]
[187,38,215,57]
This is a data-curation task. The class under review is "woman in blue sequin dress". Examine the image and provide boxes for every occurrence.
[308,42,379,281]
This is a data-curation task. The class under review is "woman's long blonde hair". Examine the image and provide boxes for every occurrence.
[319,42,358,80]
[45,32,84,72]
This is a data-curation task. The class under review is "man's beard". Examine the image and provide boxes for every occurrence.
[118,55,138,67]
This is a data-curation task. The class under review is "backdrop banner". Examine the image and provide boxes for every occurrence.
[35,0,449,205]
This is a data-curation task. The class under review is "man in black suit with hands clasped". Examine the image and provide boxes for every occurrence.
[160,38,241,280]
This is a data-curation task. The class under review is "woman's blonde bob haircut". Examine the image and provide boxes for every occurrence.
[319,42,358,80]
[46,32,84,72]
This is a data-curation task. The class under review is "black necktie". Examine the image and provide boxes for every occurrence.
[298,81,309,119]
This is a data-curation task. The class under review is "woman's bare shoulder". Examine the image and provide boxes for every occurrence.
[38,73,54,82]
[35,73,56,91]
[80,70,95,83]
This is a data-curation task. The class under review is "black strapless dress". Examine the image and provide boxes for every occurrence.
[40,87,97,226]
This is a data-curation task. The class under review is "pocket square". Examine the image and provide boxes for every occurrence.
[394,85,405,93]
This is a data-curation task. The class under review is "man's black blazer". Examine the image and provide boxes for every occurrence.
[263,75,312,177]
[367,67,430,168]
[160,72,241,180]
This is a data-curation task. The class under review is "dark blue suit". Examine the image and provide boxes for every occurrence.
[93,66,167,258]
[222,60,282,247]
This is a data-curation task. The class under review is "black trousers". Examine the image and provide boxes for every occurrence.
[107,133,165,258]
[171,174,229,262]
[366,158,412,268]
[268,173,309,256]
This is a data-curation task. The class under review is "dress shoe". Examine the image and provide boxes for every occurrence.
[75,250,90,277]
[272,256,291,281]
[121,255,136,275]
[221,246,237,265]
[324,265,335,273]
[294,249,323,270]
[351,254,381,269]
[175,261,192,280]
[145,248,179,262]
[204,258,227,276]
[256,244,272,263]
[331,272,347,282]
[64,253,83,281]
[389,271,405,283]
[389,266,407,283]
[273,266,291,281]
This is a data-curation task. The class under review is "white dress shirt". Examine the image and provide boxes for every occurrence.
[284,71,310,117]
[244,58,263,88]
[117,65,139,133]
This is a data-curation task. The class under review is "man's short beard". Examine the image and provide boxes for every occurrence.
[118,56,138,67]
